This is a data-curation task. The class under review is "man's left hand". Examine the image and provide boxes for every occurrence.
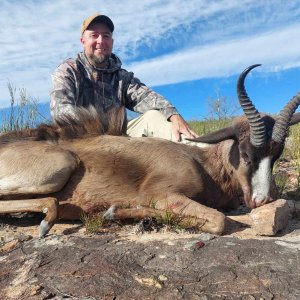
[169,114,199,142]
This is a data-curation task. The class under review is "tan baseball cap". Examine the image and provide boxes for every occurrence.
[81,13,114,35]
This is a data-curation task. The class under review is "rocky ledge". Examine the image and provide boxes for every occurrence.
[1,199,300,300]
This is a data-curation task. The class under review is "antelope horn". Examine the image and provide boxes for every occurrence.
[186,127,236,144]
[272,93,300,143]
[237,64,266,147]
[290,112,300,126]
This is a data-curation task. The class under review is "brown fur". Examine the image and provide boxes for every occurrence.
[0,105,127,144]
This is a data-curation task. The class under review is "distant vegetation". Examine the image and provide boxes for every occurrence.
[189,89,239,135]
[0,83,49,132]
[275,123,300,200]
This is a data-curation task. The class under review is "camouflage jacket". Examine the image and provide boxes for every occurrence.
[50,52,178,124]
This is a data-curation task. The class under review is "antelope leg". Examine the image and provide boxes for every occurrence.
[155,194,226,235]
[103,205,168,220]
[0,197,58,237]
[103,194,226,235]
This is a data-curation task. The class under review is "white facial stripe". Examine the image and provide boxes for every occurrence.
[251,156,272,204]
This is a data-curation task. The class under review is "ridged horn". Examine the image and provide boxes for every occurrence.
[237,64,266,147]
[272,93,300,143]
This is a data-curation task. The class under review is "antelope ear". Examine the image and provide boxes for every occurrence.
[186,127,236,144]
[290,112,300,126]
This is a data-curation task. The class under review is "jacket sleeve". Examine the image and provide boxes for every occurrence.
[50,60,81,124]
[123,72,179,120]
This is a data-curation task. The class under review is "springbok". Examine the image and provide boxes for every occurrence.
[0,65,299,237]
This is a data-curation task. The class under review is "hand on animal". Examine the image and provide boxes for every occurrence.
[169,114,199,141]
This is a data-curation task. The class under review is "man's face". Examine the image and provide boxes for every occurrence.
[81,22,113,67]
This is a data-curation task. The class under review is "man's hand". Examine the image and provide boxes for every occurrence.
[169,114,199,142]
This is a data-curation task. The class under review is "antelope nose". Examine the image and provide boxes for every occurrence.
[252,195,273,208]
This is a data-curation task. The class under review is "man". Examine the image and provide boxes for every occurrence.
[50,13,198,142]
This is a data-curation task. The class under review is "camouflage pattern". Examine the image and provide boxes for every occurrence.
[50,52,178,125]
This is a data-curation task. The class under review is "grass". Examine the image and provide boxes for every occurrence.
[81,212,105,234]
[0,82,48,132]
[277,123,300,200]
[154,209,204,232]
[189,118,232,136]
[148,199,199,231]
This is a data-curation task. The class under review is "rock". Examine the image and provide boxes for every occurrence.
[287,200,300,217]
[28,284,43,296]
[197,232,216,242]
[18,233,32,242]
[250,199,289,236]
[0,239,20,254]
[158,274,168,282]
[1,235,299,299]
[133,275,162,289]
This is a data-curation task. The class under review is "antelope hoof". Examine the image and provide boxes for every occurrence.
[202,213,226,235]
[39,198,58,238]
[39,220,53,238]
[103,205,116,220]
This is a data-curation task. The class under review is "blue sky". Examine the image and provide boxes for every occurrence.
[0,0,300,120]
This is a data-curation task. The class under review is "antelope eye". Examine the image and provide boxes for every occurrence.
[241,152,251,165]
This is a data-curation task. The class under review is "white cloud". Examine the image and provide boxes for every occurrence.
[0,0,299,107]
[127,23,300,86]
